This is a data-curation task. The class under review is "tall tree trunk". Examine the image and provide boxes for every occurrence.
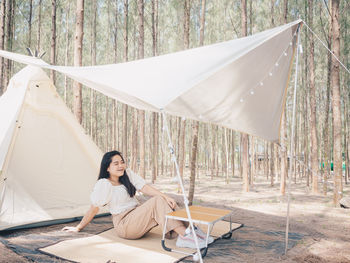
[183,0,190,49]
[279,0,289,194]
[308,0,319,193]
[282,0,288,24]
[28,0,33,48]
[251,136,255,185]
[241,0,249,192]
[231,130,235,177]
[270,143,275,186]
[73,0,84,124]
[188,121,199,205]
[151,0,159,180]
[241,0,247,36]
[112,1,118,150]
[64,3,70,104]
[323,1,332,195]
[270,0,275,26]
[178,118,186,179]
[178,0,190,180]
[131,109,138,171]
[137,0,145,178]
[242,134,249,191]
[2,0,13,90]
[249,0,252,34]
[50,0,56,84]
[90,0,96,139]
[123,0,128,62]
[330,0,342,206]
[151,0,158,56]
[280,114,288,194]
[0,0,6,94]
[122,0,129,161]
[264,141,269,179]
[199,0,206,46]
[211,125,216,178]
[152,113,159,181]
[37,0,42,52]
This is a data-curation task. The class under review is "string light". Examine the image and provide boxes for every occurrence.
[238,33,297,103]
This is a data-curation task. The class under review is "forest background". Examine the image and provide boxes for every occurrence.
[0,0,349,206]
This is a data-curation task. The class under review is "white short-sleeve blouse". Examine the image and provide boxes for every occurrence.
[90,168,146,214]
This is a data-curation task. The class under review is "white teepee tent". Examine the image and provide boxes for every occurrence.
[0,66,106,231]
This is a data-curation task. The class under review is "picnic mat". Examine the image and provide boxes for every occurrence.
[39,221,243,263]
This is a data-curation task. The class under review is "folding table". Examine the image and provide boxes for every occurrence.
[161,205,234,259]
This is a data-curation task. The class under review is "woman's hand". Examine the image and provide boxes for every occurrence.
[163,195,177,209]
[62,226,81,232]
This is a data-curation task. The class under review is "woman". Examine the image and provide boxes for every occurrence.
[62,150,212,249]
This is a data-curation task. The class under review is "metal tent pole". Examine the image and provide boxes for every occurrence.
[161,110,203,263]
[285,25,301,254]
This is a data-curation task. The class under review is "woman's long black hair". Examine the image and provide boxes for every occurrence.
[98,151,136,197]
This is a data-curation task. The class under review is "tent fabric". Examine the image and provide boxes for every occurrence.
[0,66,106,231]
[0,19,302,142]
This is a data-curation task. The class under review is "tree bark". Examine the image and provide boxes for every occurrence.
[199,0,206,46]
[50,0,57,84]
[231,130,235,177]
[331,0,342,206]
[282,0,288,24]
[241,0,247,36]
[64,4,71,108]
[241,0,249,192]
[151,0,158,56]
[73,0,84,124]
[131,109,138,171]
[280,114,288,195]
[242,133,249,191]
[211,125,216,179]
[89,0,97,140]
[308,0,319,193]
[323,0,332,195]
[37,0,42,52]
[188,121,199,205]
[2,0,13,90]
[137,0,145,178]
[152,113,159,182]
[0,0,6,94]
[28,0,33,48]
[178,0,190,180]
[122,0,129,161]
[270,0,275,26]
[270,143,275,186]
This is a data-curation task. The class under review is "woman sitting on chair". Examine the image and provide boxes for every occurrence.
[62,150,212,248]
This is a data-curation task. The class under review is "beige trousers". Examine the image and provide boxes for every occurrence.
[112,195,185,239]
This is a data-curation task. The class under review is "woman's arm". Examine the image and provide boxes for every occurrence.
[140,184,177,209]
[62,205,99,232]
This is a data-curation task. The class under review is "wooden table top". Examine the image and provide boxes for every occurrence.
[166,205,232,223]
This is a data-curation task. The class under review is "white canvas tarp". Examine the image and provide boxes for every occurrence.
[0,66,106,230]
[0,20,302,143]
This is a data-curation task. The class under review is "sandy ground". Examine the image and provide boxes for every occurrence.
[1,171,350,263]
[153,172,350,263]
